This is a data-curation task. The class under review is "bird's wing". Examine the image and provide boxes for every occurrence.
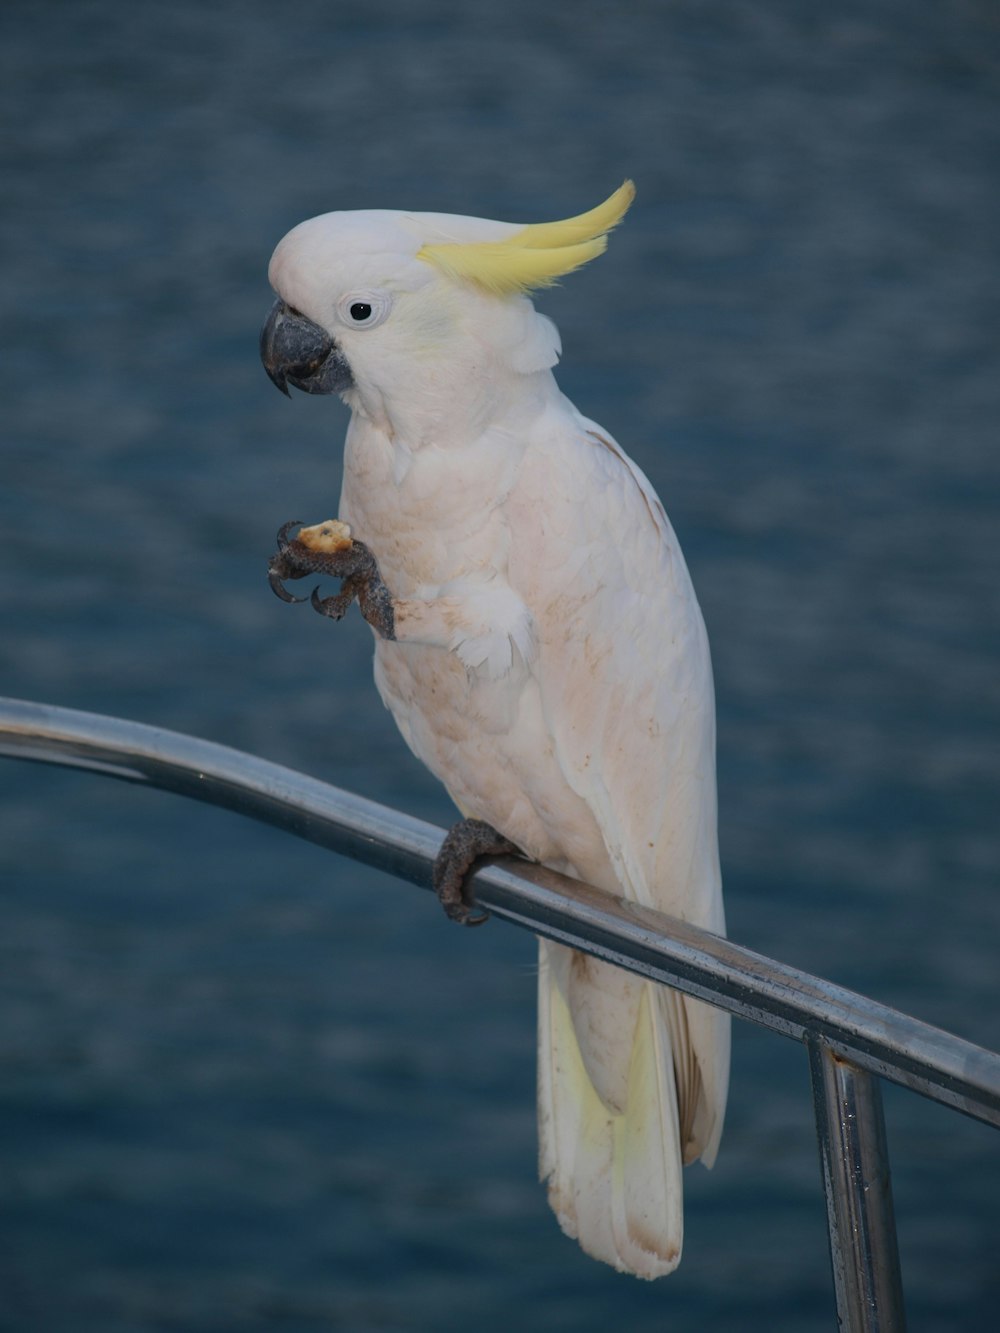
[510,401,728,1164]
[512,402,722,925]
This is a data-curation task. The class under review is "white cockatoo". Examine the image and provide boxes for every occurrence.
[261,183,729,1278]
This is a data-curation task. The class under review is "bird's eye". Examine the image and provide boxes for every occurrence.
[338,291,392,330]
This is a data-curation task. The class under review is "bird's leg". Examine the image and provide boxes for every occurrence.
[267,519,396,640]
[433,818,522,927]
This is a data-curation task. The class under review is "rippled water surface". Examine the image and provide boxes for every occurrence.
[2,3,999,1330]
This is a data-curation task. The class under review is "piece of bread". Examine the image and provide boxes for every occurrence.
[297,519,353,553]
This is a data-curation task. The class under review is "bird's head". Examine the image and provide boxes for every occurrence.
[260,182,635,443]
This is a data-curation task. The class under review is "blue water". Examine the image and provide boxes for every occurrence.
[1,2,999,1329]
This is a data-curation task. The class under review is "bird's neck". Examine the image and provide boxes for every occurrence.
[339,371,561,592]
[344,364,559,454]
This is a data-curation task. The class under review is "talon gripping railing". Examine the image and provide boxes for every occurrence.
[1,696,998,1332]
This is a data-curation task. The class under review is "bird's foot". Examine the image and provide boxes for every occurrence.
[433,818,522,927]
[267,519,396,640]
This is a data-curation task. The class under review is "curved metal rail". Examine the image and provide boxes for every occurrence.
[2,696,998,1330]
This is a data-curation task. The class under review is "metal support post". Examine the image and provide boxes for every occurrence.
[809,1040,907,1332]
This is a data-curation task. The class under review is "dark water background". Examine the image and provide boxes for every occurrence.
[2,2,999,1329]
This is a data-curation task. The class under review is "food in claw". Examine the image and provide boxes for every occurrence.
[296,519,353,554]
[260,182,729,1279]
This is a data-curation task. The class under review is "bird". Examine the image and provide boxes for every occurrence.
[260,182,729,1278]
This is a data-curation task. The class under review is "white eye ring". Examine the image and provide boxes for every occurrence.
[337,290,392,330]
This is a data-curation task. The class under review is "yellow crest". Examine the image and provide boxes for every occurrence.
[418,181,636,296]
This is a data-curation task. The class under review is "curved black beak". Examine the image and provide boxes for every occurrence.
[259,299,354,397]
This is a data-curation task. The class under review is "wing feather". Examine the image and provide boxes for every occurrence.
[512,403,729,1160]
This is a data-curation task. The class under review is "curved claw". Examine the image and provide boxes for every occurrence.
[432,819,520,929]
[310,584,353,620]
[462,908,491,928]
[268,568,307,603]
[276,519,304,551]
[440,897,491,927]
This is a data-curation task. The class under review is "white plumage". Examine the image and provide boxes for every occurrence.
[265,185,729,1277]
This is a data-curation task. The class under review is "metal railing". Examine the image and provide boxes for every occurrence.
[1,695,998,1331]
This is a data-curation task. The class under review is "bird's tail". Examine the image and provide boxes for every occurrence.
[537,938,727,1278]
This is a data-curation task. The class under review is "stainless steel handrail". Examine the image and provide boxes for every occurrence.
[2,696,997,1331]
